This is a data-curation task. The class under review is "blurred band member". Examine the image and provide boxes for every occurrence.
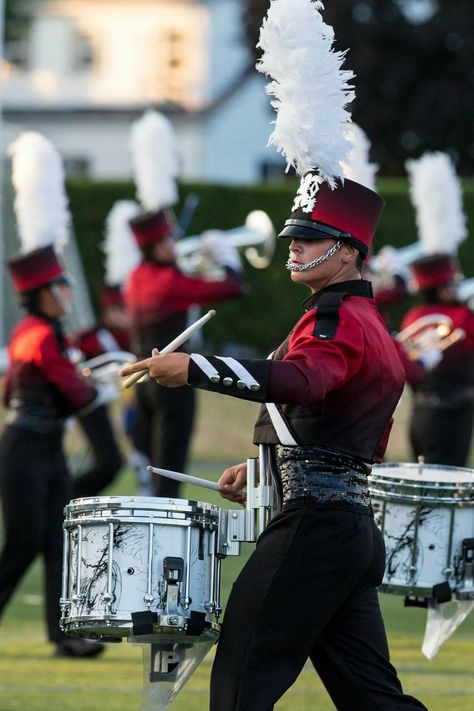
[0,245,104,657]
[125,208,244,498]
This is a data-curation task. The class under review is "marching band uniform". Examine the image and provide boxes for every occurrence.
[123,178,426,710]
[401,255,474,467]
[125,209,244,497]
[0,246,103,657]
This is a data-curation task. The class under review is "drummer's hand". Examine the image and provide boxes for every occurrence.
[120,350,190,387]
[218,463,247,505]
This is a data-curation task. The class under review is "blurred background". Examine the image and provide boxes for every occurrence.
[0,0,473,351]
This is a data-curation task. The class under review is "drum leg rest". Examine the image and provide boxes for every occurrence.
[132,610,158,636]
[432,582,452,604]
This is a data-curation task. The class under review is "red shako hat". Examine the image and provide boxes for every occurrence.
[411,254,458,290]
[7,244,65,293]
[278,173,384,258]
[129,209,178,249]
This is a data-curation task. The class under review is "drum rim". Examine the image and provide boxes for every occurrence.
[65,495,220,515]
[370,461,474,484]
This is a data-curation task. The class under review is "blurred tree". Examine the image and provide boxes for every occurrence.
[242,0,474,175]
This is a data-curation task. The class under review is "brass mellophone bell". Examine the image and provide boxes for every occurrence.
[396,314,465,361]
[175,210,276,277]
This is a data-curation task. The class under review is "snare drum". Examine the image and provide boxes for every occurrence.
[60,496,222,642]
[369,463,474,598]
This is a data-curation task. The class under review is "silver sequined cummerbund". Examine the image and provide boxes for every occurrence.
[275,444,372,508]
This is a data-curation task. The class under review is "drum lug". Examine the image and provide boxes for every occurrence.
[143,593,154,607]
[456,538,474,600]
[71,594,85,606]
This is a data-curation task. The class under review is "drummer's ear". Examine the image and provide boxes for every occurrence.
[340,244,359,266]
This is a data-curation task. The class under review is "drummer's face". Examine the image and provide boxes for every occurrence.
[288,238,357,291]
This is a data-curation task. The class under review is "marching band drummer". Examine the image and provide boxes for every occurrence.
[0,245,104,658]
[125,111,245,498]
[121,3,427,708]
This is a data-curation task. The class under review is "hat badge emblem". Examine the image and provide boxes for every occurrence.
[292,172,324,213]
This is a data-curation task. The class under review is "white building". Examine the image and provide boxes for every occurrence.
[1,0,283,183]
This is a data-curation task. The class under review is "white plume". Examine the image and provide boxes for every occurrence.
[341,123,378,191]
[406,152,467,255]
[102,200,142,286]
[129,110,180,211]
[257,0,355,185]
[8,132,71,253]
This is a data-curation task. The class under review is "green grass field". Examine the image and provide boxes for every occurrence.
[1,390,473,710]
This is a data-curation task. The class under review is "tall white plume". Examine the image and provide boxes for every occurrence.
[8,132,71,254]
[406,152,467,255]
[102,200,142,286]
[341,123,378,191]
[257,0,355,185]
[129,110,180,212]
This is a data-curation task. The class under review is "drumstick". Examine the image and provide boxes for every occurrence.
[147,465,221,492]
[122,309,216,388]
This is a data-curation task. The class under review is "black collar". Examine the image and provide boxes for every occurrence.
[302,279,373,312]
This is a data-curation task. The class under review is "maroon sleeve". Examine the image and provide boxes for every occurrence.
[267,308,365,405]
[37,329,97,410]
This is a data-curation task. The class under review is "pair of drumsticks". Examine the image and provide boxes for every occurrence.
[122,309,222,493]
[122,309,216,388]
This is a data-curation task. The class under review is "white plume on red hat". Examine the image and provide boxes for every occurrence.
[102,200,142,287]
[8,131,71,254]
[406,152,467,256]
[129,110,181,212]
[257,0,354,185]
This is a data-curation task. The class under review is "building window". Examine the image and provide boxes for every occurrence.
[63,157,91,178]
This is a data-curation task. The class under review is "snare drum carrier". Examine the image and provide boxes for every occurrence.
[60,455,274,644]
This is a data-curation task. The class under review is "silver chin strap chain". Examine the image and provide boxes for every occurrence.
[286,240,343,272]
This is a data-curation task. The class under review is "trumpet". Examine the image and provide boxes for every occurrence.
[396,314,465,361]
[175,210,275,277]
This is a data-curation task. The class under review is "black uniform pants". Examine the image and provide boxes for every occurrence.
[0,425,71,643]
[131,380,196,498]
[210,503,427,711]
[73,404,123,498]
[410,402,474,467]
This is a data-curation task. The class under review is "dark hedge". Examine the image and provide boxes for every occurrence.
[66,178,474,353]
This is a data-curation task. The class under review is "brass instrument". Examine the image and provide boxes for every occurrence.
[175,210,275,277]
[396,314,465,361]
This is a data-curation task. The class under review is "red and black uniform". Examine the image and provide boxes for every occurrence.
[401,303,474,466]
[125,260,243,497]
[0,312,97,644]
[73,324,131,360]
[188,279,425,711]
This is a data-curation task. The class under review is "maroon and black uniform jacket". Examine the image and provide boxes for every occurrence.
[400,303,474,406]
[188,280,405,463]
[3,314,97,434]
[72,325,131,360]
[125,260,243,358]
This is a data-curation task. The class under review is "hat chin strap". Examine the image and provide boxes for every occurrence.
[286,240,343,272]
